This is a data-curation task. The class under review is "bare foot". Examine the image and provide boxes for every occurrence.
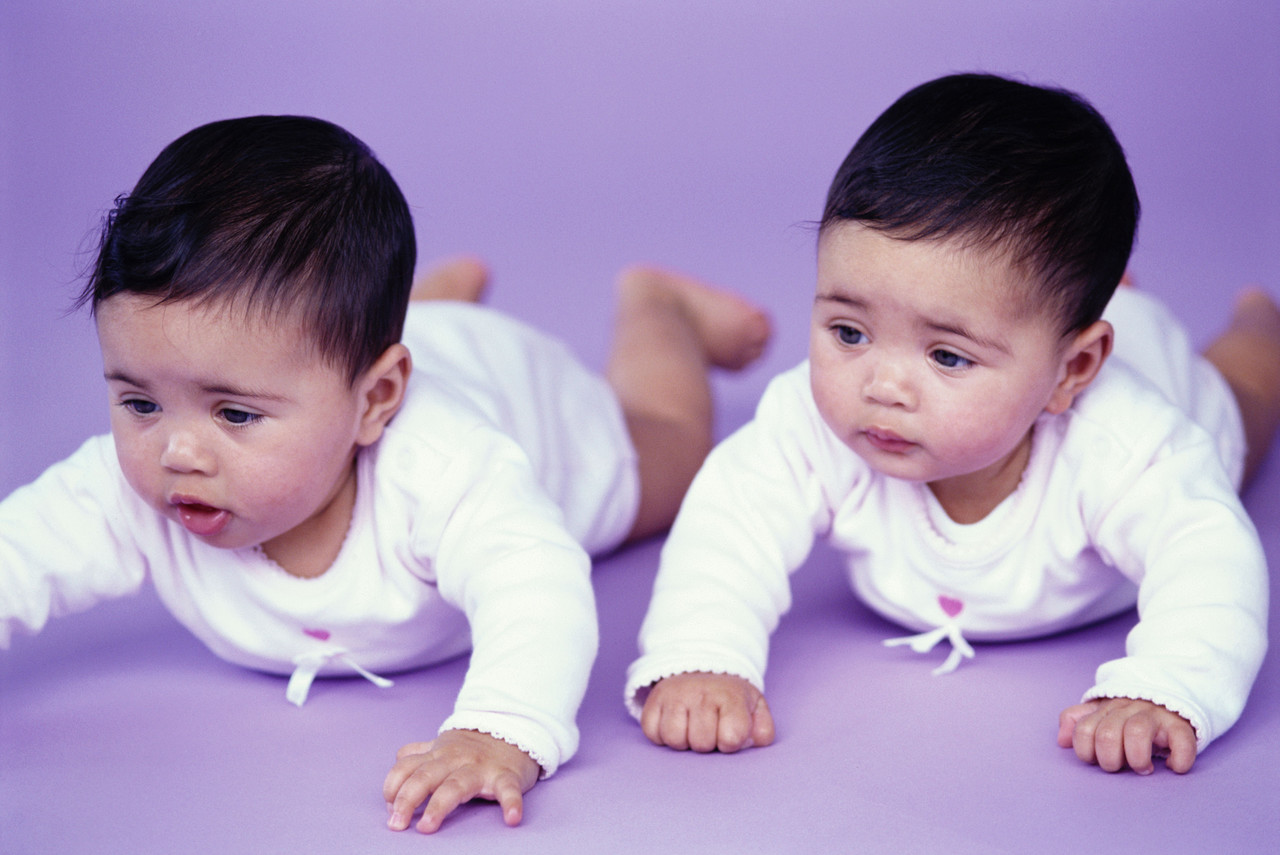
[1228,286,1280,339]
[616,266,772,371]
[410,256,490,302]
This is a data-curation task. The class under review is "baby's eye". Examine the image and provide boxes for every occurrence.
[833,324,866,346]
[121,399,158,416]
[931,349,973,370]
[220,408,262,426]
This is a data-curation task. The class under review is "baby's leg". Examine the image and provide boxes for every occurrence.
[1203,288,1280,487]
[607,267,771,542]
[410,256,490,302]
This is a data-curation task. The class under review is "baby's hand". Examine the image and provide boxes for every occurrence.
[1057,697,1197,775]
[383,729,541,833]
[640,671,775,753]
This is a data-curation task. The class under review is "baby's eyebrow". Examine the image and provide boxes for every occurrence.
[103,371,289,402]
[814,292,867,309]
[198,383,290,402]
[925,320,1011,355]
[104,370,148,389]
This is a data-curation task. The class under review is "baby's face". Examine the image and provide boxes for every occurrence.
[97,294,368,557]
[809,222,1069,498]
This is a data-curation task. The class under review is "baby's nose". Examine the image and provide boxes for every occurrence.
[862,358,916,408]
[160,429,215,474]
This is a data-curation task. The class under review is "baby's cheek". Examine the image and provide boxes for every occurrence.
[245,459,339,519]
[950,419,1031,472]
[810,380,854,438]
[245,477,312,517]
[113,439,163,508]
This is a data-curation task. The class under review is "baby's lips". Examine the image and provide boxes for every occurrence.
[863,427,915,453]
[174,500,231,536]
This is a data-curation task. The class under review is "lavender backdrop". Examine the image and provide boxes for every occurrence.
[2,2,1277,853]
[3,0,1277,493]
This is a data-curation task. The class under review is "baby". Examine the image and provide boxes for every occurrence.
[626,73,1280,775]
[0,115,770,832]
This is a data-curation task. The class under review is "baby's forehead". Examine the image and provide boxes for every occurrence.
[815,223,1065,332]
[821,223,1038,290]
[100,291,328,364]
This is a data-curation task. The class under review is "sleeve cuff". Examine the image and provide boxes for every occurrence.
[438,711,573,778]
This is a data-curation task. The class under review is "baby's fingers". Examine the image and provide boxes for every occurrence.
[385,731,540,833]
[747,692,776,749]
[417,766,527,833]
[385,757,448,831]
[415,768,487,834]
[640,675,774,753]
[1120,716,1158,775]
[651,696,741,752]
[1056,701,1101,749]
[708,690,774,753]
[1155,717,1197,774]
[689,702,733,753]
[1059,698,1198,775]
[1062,702,1110,767]
[638,694,667,747]
[655,704,694,751]
[382,741,434,805]
[494,773,526,827]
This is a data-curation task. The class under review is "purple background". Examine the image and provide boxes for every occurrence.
[2,2,1277,853]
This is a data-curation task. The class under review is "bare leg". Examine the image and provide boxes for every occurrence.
[410,256,490,302]
[607,266,772,542]
[1203,288,1280,488]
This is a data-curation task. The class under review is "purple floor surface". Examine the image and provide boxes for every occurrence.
[3,2,1278,853]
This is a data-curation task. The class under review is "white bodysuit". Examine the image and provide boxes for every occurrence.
[625,288,1268,751]
[1,301,639,777]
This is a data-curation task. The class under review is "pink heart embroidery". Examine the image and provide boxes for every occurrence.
[938,596,964,618]
[303,628,331,641]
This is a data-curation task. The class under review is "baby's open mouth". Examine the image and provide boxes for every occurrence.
[174,501,231,537]
[864,428,915,454]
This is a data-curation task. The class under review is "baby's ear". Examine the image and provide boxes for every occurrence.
[1045,320,1112,415]
[355,343,411,446]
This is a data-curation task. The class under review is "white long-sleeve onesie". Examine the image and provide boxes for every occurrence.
[626,288,1268,751]
[1,301,639,776]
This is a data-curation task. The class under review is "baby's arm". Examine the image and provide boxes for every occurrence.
[1057,697,1197,775]
[391,437,598,832]
[383,730,540,833]
[640,672,775,753]
[626,367,839,742]
[1,437,147,645]
[1076,427,1268,769]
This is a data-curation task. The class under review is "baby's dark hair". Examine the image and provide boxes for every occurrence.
[79,115,416,383]
[821,73,1138,334]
